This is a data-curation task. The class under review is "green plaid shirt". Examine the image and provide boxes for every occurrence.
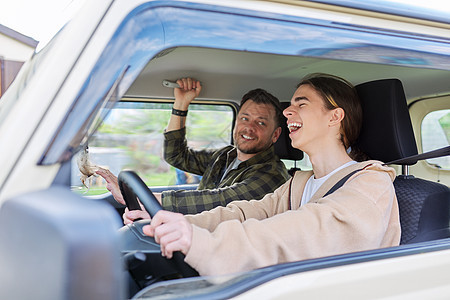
[161,128,290,214]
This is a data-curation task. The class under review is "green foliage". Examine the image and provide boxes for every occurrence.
[85,102,234,191]
[186,110,232,143]
[141,170,176,186]
[97,103,233,142]
[439,112,450,144]
[73,186,109,196]
[99,109,171,134]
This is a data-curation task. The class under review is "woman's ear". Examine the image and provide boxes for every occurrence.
[329,107,345,127]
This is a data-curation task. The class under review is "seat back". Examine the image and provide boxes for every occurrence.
[394,177,450,243]
[274,102,304,175]
[0,186,124,300]
[354,79,450,244]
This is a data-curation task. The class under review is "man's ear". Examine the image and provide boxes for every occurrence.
[272,126,282,143]
[329,107,345,127]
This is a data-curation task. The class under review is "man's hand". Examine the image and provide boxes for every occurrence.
[96,168,125,205]
[173,78,202,109]
[143,211,193,259]
[167,77,202,133]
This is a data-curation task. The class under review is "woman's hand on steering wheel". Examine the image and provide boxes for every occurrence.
[143,211,193,259]
[118,170,199,277]
[123,206,151,224]
[122,193,162,224]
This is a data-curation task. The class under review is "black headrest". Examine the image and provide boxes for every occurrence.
[354,79,418,164]
[274,102,304,161]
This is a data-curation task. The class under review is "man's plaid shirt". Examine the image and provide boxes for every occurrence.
[161,128,290,214]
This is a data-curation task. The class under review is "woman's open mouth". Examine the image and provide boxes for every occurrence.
[287,122,302,132]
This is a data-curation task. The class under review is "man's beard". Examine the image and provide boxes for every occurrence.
[237,144,265,154]
[236,137,273,154]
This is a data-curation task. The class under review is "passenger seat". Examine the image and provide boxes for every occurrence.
[354,79,450,244]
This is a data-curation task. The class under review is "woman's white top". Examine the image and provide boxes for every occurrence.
[300,160,357,207]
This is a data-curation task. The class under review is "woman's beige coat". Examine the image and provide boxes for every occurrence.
[185,160,401,276]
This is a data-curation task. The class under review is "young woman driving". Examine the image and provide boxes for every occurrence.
[142,73,401,276]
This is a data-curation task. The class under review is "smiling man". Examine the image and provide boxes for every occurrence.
[97,77,290,216]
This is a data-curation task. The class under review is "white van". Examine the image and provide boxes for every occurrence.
[0,1,449,299]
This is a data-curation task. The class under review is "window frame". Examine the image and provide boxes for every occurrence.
[409,95,450,185]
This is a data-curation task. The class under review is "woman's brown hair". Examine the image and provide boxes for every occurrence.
[297,73,366,160]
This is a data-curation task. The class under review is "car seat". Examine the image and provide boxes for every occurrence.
[354,79,450,244]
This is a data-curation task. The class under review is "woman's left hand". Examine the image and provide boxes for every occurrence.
[143,210,193,258]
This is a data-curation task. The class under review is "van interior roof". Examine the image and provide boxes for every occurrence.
[125,46,450,104]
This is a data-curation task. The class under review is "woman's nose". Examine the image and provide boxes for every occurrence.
[283,106,293,117]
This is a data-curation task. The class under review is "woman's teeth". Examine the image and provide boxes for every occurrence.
[288,123,302,132]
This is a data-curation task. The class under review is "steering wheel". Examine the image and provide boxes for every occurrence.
[118,170,199,278]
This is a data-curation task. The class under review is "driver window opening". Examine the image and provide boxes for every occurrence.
[71,101,234,195]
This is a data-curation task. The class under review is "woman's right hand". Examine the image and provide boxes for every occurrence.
[142,210,193,258]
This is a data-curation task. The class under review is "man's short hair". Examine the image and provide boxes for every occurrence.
[240,88,283,127]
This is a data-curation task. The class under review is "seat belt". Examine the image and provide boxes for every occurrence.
[323,168,363,197]
[383,146,450,165]
[323,145,450,197]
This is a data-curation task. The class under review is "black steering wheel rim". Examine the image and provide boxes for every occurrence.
[118,170,199,278]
